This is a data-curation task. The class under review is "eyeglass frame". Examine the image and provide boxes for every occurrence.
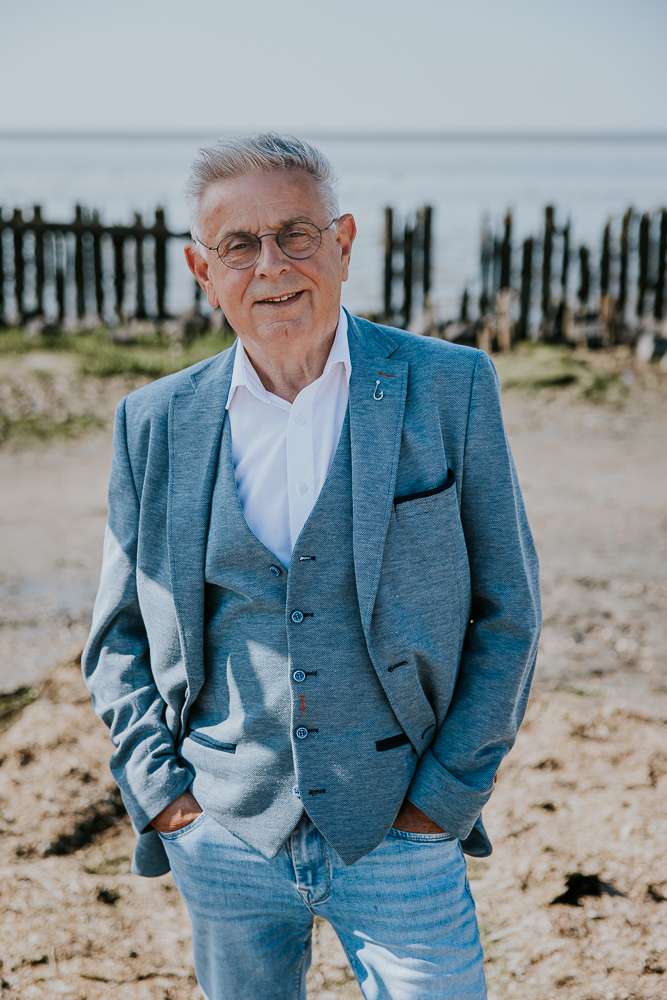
[193,217,340,270]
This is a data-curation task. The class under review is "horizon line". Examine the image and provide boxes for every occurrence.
[1,129,667,142]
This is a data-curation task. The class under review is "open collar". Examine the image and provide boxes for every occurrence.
[225,306,351,411]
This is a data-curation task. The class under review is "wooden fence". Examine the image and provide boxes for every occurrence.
[3,200,666,350]
[0,206,192,328]
[458,205,667,348]
[382,206,433,328]
[382,203,667,351]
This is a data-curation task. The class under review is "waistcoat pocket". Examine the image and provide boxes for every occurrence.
[188,731,237,754]
[376,733,411,751]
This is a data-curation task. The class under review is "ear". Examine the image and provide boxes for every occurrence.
[184,244,220,308]
[336,214,356,283]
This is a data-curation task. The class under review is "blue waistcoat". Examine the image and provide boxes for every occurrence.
[184,414,416,863]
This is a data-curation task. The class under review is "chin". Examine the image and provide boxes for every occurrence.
[260,313,314,338]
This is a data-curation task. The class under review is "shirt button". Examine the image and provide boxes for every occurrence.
[292,670,306,683]
[293,785,301,797]
[294,414,306,426]
[296,482,307,493]
[295,727,308,739]
[269,565,282,577]
[291,610,304,623]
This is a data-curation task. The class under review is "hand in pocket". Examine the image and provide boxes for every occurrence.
[151,790,203,833]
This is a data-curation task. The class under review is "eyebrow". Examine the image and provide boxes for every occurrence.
[216,215,318,241]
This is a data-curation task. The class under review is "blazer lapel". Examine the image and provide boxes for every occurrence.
[168,343,237,708]
[347,315,408,633]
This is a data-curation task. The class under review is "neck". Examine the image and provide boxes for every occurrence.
[239,317,339,404]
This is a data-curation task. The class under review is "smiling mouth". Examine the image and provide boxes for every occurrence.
[257,291,303,304]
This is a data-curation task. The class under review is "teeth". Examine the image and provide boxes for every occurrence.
[262,292,298,303]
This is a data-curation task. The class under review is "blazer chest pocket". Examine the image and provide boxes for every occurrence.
[188,731,237,754]
[394,469,456,521]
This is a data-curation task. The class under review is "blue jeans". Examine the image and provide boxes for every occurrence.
[159,812,487,1000]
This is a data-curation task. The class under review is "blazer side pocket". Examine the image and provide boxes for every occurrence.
[188,731,237,754]
[394,468,455,506]
[394,470,457,521]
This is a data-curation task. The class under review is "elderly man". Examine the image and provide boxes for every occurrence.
[83,133,540,1000]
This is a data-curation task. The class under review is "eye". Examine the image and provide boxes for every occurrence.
[227,237,253,251]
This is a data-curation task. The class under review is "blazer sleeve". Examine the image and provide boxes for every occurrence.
[407,350,542,841]
[81,398,194,834]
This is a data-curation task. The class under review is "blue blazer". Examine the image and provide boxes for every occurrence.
[82,313,541,876]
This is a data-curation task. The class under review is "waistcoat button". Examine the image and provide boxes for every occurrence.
[291,610,304,623]
[292,785,301,797]
[295,727,308,739]
[292,670,306,683]
[269,565,282,577]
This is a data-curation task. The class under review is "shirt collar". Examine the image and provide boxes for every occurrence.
[226,306,350,410]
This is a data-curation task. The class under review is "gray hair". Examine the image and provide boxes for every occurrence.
[185,133,339,246]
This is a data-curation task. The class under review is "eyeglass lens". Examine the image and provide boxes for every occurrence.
[218,222,324,269]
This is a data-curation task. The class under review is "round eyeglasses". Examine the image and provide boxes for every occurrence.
[194,218,339,270]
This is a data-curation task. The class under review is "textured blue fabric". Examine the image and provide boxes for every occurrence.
[158,812,487,1000]
[82,313,541,877]
[186,414,415,864]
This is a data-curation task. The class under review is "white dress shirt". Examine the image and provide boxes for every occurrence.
[225,308,351,568]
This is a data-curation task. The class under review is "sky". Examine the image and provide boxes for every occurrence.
[1,0,666,135]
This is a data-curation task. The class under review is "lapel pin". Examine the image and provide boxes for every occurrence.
[373,380,384,401]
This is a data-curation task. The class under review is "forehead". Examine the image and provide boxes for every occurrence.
[198,170,328,237]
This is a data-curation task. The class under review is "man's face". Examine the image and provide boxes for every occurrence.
[185,170,356,351]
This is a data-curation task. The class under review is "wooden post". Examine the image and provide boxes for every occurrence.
[154,208,168,319]
[383,207,394,319]
[134,213,147,320]
[460,288,469,322]
[616,207,632,326]
[33,206,45,316]
[517,237,533,340]
[560,221,570,297]
[500,210,512,289]
[654,208,667,322]
[578,246,590,309]
[422,205,432,306]
[12,209,25,322]
[541,206,554,334]
[92,211,104,320]
[113,231,125,319]
[55,232,66,325]
[599,218,612,344]
[74,206,85,320]
[402,222,413,328]
[600,219,611,297]
[636,213,650,319]
[479,221,492,316]
[554,221,571,341]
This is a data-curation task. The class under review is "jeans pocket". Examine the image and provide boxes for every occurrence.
[388,827,456,844]
[157,810,207,841]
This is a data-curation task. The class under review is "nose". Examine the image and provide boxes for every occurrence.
[254,233,291,278]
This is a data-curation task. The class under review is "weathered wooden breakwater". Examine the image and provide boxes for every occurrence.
[1,202,666,358]
[0,206,191,328]
[383,203,667,353]
[382,205,433,329]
